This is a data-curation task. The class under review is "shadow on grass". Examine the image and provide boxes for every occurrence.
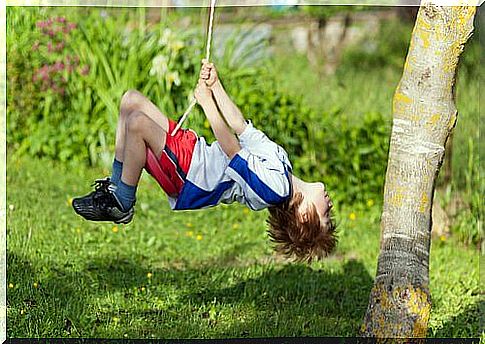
[8,248,373,337]
[432,299,483,338]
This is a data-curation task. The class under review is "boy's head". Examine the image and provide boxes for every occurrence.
[267,183,337,262]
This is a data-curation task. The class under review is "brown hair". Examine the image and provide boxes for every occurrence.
[267,192,337,262]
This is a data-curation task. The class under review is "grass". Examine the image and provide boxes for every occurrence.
[7,156,480,338]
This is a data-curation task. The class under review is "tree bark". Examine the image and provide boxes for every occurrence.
[361,3,475,338]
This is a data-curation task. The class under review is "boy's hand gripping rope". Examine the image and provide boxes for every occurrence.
[171,0,217,137]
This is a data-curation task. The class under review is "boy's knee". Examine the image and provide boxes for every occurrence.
[121,89,144,112]
[126,111,147,134]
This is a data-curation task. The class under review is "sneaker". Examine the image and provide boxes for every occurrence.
[72,178,134,224]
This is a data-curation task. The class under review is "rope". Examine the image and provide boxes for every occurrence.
[171,0,217,136]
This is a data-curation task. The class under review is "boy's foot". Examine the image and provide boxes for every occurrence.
[72,178,134,224]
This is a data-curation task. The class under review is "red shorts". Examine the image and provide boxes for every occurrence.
[145,119,197,197]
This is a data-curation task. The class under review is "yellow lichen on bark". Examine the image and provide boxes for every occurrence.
[406,286,431,337]
[418,192,429,213]
[426,113,441,127]
[362,283,431,338]
[392,92,413,117]
[389,185,405,207]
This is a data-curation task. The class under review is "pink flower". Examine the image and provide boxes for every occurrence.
[56,42,65,51]
[47,41,53,52]
[80,65,90,76]
[56,17,66,23]
[39,64,49,74]
[67,22,77,30]
[52,84,65,95]
[53,61,65,72]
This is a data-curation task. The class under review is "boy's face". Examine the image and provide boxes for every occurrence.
[298,182,333,227]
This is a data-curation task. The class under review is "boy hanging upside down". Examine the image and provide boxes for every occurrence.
[73,61,336,261]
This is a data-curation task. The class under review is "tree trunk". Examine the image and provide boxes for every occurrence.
[361,3,475,338]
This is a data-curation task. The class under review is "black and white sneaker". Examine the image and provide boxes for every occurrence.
[72,178,134,224]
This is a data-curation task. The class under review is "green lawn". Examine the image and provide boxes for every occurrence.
[7,156,480,338]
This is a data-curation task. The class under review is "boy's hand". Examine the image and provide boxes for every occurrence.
[194,79,213,107]
[200,59,219,88]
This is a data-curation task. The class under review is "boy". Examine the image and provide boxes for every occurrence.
[73,62,336,261]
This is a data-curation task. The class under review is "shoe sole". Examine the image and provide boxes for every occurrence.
[114,210,134,224]
[72,200,134,225]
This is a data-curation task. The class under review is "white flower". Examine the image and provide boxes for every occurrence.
[159,28,172,46]
[150,54,169,78]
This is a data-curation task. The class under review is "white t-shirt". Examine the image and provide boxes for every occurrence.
[168,122,293,211]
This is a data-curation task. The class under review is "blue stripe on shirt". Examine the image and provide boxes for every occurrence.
[174,180,235,210]
[228,154,290,205]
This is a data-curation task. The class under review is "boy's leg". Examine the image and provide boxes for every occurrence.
[120,110,167,186]
[72,91,169,223]
[111,90,170,186]
[115,90,170,162]
[111,110,168,212]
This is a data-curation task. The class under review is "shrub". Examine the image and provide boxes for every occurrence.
[7,7,204,166]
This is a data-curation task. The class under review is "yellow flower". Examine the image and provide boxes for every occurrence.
[33,282,39,289]
[112,226,119,233]
[440,235,447,242]
[170,40,185,53]
[20,309,25,315]
[166,71,181,88]
[196,235,203,241]
[232,223,240,230]
[76,228,81,234]
[67,198,73,206]
[141,287,146,292]
[186,231,194,237]
[349,212,357,221]
[147,272,153,279]
[204,120,210,129]
[243,208,250,215]
[8,283,13,289]
[113,317,120,323]
[367,199,374,207]
[186,223,193,228]
[9,204,15,211]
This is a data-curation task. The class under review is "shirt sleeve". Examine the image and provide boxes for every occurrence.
[237,121,293,173]
[225,148,291,210]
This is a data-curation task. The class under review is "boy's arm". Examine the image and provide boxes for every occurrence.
[211,80,248,135]
[195,81,241,159]
[200,62,247,135]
